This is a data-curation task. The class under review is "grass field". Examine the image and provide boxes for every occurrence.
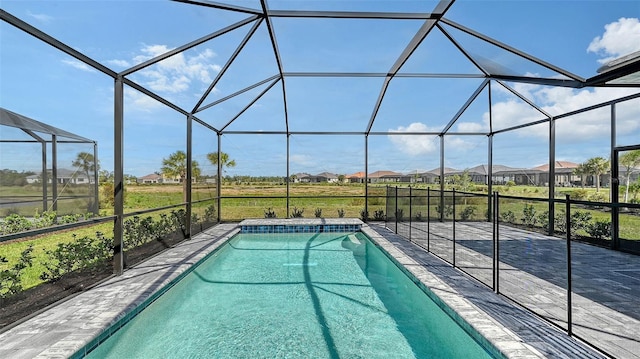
[1,182,638,293]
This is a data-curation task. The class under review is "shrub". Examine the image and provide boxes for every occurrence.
[586,219,612,239]
[460,206,476,221]
[434,204,453,218]
[264,208,277,218]
[0,246,34,298]
[414,212,423,221]
[59,214,83,224]
[337,209,345,218]
[588,192,608,203]
[500,210,516,223]
[506,181,516,187]
[521,204,537,227]
[569,189,589,200]
[373,209,385,221]
[40,232,112,282]
[553,210,592,236]
[395,208,404,222]
[291,207,304,218]
[537,210,550,229]
[204,205,216,222]
[0,214,32,235]
[33,210,57,228]
[360,209,369,221]
[314,208,323,218]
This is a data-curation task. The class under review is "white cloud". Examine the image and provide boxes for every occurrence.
[588,17,640,64]
[106,59,131,68]
[61,59,95,73]
[111,44,220,94]
[388,123,440,156]
[27,11,53,24]
[290,154,314,166]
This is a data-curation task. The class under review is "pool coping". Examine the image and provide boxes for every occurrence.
[361,225,542,359]
[0,221,601,358]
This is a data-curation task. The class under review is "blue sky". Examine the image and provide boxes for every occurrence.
[1,0,639,178]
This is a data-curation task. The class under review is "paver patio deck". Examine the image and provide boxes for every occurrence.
[0,221,632,358]
[389,221,640,359]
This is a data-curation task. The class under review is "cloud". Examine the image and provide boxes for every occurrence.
[106,59,131,68]
[61,59,95,73]
[290,154,314,166]
[588,17,640,64]
[388,123,440,156]
[27,11,53,24]
[110,44,221,94]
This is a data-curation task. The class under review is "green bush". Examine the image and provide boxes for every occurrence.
[395,208,404,222]
[500,210,516,223]
[0,214,32,234]
[521,204,537,227]
[0,246,34,298]
[40,232,112,283]
[588,192,608,203]
[264,208,277,218]
[337,209,345,218]
[373,209,385,221]
[314,208,323,218]
[360,209,369,221]
[291,207,304,218]
[586,219,612,239]
[460,206,476,221]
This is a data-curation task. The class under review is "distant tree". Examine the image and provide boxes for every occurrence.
[0,169,34,186]
[161,150,201,201]
[72,152,99,184]
[207,152,236,175]
[290,174,297,183]
[620,150,640,202]
[337,174,346,184]
[573,163,589,189]
[584,157,610,193]
[98,170,113,184]
[451,169,472,192]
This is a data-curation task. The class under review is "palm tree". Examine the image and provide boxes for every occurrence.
[72,152,99,183]
[585,157,610,193]
[620,150,640,202]
[207,152,236,176]
[161,151,201,202]
[72,152,100,212]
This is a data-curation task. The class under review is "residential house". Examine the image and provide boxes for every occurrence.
[26,168,93,184]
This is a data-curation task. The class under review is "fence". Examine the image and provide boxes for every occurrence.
[384,185,640,359]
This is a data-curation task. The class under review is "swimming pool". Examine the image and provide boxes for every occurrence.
[82,231,497,358]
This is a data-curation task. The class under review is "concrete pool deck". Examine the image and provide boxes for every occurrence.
[0,221,621,358]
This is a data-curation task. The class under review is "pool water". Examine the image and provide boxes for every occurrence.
[86,232,495,358]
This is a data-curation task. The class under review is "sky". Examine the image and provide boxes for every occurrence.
[1,0,640,178]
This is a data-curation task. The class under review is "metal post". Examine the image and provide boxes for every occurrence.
[286,134,290,218]
[92,142,99,215]
[427,187,430,252]
[611,104,619,250]
[565,194,572,335]
[409,186,412,242]
[494,191,500,294]
[51,134,58,212]
[41,138,47,212]
[216,133,222,222]
[113,76,124,275]
[487,134,493,221]
[439,135,445,222]
[549,117,556,235]
[452,188,456,267]
[394,186,399,233]
[185,115,192,238]
[365,135,369,221]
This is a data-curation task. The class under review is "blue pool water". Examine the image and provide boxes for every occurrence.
[85,232,496,358]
